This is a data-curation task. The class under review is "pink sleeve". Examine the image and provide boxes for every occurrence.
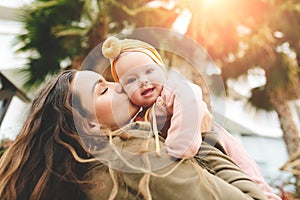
[160,80,206,159]
[213,122,281,200]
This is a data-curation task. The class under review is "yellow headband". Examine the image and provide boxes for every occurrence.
[102,36,166,82]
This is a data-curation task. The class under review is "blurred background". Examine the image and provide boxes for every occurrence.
[0,0,299,198]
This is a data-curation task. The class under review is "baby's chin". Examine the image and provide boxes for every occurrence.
[136,100,156,108]
[135,97,159,108]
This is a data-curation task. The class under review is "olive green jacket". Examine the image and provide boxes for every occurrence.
[83,122,267,200]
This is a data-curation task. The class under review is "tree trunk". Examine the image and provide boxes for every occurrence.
[270,97,300,156]
[73,13,109,70]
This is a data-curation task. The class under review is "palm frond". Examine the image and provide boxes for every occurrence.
[52,26,89,37]
[248,86,274,111]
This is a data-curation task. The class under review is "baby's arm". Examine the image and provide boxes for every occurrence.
[160,80,207,159]
[189,82,213,132]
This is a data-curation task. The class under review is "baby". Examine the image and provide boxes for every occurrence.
[103,36,212,159]
[102,36,281,200]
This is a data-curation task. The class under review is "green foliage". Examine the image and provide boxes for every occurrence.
[195,0,300,109]
[249,86,274,111]
[14,0,300,109]
[267,53,298,89]
[16,0,84,90]
[15,0,178,90]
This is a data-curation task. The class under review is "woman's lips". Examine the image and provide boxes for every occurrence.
[141,88,154,97]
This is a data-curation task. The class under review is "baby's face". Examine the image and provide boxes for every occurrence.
[115,52,166,107]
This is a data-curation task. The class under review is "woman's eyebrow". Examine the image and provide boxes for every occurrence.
[92,78,105,94]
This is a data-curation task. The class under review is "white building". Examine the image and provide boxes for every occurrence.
[0,1,33,140]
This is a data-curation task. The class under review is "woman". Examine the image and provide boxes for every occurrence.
[0,70,92,200]
[0,70,267,200]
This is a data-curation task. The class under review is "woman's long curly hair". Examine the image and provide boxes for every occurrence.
[0,70,97,200]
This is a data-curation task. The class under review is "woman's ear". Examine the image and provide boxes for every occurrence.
[115,83,125,94]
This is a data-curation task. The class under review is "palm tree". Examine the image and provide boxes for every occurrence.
[16,0,84,89]
[177,0,300,157]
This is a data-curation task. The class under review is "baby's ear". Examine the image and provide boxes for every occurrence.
[115,83,124,94]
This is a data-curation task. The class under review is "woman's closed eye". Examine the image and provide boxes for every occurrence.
[100,87,108,95]
[95,80,108,96]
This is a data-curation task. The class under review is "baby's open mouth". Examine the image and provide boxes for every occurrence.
[141,88,154,96]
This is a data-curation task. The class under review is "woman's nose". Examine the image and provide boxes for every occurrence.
[105,82,115,92]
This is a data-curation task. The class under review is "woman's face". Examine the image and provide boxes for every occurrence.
[72,71,139,129]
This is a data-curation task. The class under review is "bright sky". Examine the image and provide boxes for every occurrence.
[0,0,32,8]
[172,9,191,34]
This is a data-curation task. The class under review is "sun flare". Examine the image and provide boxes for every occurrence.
[203,0,223,8]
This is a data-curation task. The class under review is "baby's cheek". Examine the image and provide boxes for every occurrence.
[124,86,138,98]
[153,71,166,82]
[130,92,141,104]
[156,85,164,95]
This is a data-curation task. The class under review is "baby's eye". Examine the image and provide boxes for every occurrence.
[145,68,154,74]
[126,77,136,84]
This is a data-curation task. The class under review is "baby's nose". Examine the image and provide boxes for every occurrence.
[139,77,149,87]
